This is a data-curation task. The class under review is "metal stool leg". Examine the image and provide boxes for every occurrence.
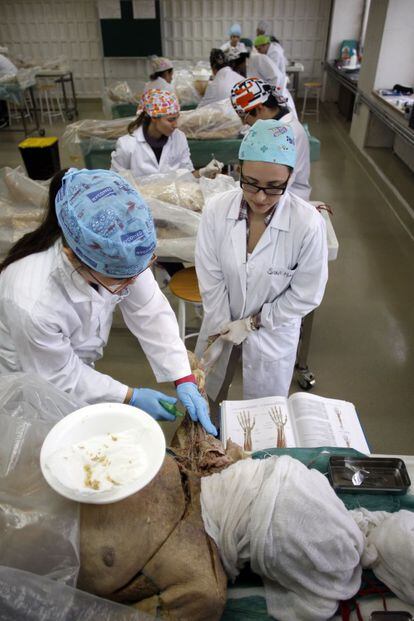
[178,298,186,341]
[301,88,308,122]
[45,90,52,126]
[316,89,320,122]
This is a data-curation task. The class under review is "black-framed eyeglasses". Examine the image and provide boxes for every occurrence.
[240,175,289,196]
[80,253,158,295]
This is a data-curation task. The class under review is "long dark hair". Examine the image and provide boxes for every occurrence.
[249,92,286,117]
[127,110,151,135]
[210,48,228,72]
[0,168,68,273]
[228,52,250,76]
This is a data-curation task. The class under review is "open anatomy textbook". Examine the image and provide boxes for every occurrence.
[220,393,370,454]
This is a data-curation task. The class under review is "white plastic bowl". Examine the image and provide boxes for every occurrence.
[40,402,166,504]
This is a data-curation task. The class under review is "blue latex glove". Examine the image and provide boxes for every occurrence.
[129,388,177,421]
[176,382,217,436]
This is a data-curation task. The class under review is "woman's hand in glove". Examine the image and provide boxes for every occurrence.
[129,388,177,421]
[220,318,253,345]
[199,158,224,178]
[176,382,217,436]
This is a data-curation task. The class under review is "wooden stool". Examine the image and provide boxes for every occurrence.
[301,81,322,123]
[168,266,202,342]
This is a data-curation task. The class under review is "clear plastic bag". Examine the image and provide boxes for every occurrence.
[172,68,201,107]
[11,55,70,73]
[0,567,155,620]
[0,373,83,586]
[0,167,48,258]
[117,170,199,261]
[199,173,237,201]
[146,196,200,262]
[120,170,237,262]
[177,99,242,139]
[62,119,132,164]
[0,376,158,620]
[2,166,49,208]
[105,81,137,103]
[102,81,144,118]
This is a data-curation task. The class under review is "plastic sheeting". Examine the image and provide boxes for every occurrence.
[62,118,132,165]
[102,81,144,119]
[0,166,200,263]
[62,100,242,165]
[0,167,48,258]
[177,99,242,139]
[172,67,201,108]
[135,170,237,212]
[12,55,70,73]
[0,165,235,264]
[0,567,153,620]
[117,169,200,261]
[135,170,204,211]
[0,69,37,104]
[0,374,156,621]
[121,170,237,262]
[0,373,82,586]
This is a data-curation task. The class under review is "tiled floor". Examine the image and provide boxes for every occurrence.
[1,100,413,452]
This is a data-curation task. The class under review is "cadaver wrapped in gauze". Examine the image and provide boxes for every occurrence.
[177,99,242,139]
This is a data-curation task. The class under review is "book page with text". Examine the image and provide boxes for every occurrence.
[288,393,370,453]
[221,396,296,452]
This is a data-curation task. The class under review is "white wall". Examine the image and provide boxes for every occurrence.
[374,0,414,89]
[163,0,332,91]
[326,0,365,61]
[0,0,332,98]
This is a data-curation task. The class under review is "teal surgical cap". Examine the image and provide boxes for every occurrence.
[55,168,156,278]
[239,119,296,168]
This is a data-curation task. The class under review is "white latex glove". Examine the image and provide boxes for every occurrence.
[220,318,253,345]
[199,158,224,178]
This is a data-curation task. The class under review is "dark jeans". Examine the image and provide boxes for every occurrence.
[158,261,184,277]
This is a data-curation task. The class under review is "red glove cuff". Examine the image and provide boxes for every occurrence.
[174,374,196,387]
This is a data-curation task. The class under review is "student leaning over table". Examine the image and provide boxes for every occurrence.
[227,47,297,118]
[231,77,311,201]
[110,89,222,180]
[197,49,243,108]
[195,120,328,422]
[0,168,216,435]
[254,33,287,76]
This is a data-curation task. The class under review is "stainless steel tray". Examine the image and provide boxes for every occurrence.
[328,456,411,494]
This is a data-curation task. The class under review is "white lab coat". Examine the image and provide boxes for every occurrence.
[111,125,194,178]
[143,77,174,94]
[0,54,17,79]
[0,240,191,404]
[279,111,311,201]
[220,41,248,55]
[195,188,328,400]
[247,54,297,118]
[198,67,244,108]
[267,42,287,75]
